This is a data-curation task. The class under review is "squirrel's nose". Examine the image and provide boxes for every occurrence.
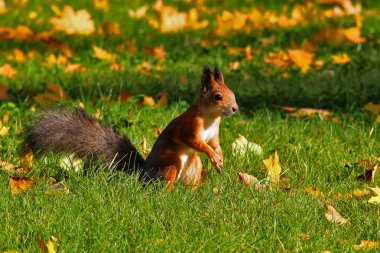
[232,106,238,113]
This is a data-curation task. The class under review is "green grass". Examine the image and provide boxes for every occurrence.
[1,0,380,251]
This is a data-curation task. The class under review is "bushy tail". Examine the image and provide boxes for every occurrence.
[24,108,145,171]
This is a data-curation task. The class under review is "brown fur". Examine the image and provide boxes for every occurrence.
[25,66,238,189]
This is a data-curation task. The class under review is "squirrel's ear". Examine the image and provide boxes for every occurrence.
[213,66,224,84]
[201,65,213,94]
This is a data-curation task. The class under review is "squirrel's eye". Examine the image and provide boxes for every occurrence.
[214,94,223,101]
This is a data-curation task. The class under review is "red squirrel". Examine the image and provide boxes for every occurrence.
[25,66,238,189]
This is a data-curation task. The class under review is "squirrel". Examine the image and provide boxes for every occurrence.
[24,66,238,190]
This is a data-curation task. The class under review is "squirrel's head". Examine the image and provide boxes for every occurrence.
[199,65,238,117]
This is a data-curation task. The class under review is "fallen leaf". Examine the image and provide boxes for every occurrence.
[333,189,370,199]
[140,138,151,156]
[0,125,9,136]
[331,53,351,64]
[50,6,95,35]
[363,102,380,114]
[141,96,156,107]
[237,172,267,190]
[368,186,380,204]
[20,151,33,170]
[128,5,148,19]
[228,61,240,70]
[93,0,109,11]
[0,160,16,173]
[343,27,365,43]
[9,177,36,195]
[37,237,57,253]
[357,165,377,184]
[232,134,263,156]
[65,63,88,73]
[144,45,165,61]
[353,240,380,250]
[304,187,324,199]
[157,92,168,107]
[287,49,315,73]
[213,187,219,194]
[0,0,6,14]
[272,105,332,119]
[93,45,117,62]
[45,180,69,195]
[101,21,121,36]
[59,154,83,173]
[264,151,281,184]
[34,83,68,106]
[324,205,349,225]
[45,54,68,68]
[0,64,17,78]
[0,85,9,100]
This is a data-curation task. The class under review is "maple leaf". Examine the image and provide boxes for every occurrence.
[353,240,380,250]
[9,177,36,195]
[368,186,380,204]
[93,45,116,62]
[264,152,281,184]
[0,64,17,78]
[50,6,95,35]
[287,49,314,73]
[324,205,349,225]
[232,134,263,156]
[331,53,351,64]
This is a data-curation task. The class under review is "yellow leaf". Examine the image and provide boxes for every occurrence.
[141,96,156,107]
[0,160,16,173]
[368,186,380,204]
[0,64,17,78]
[304,187,324,199]
[34,83,68,106]
[228,61,240,70]
[128,5,148,19]
[60,154,83,173]
[363,102,380,114]
[343,27,365,44]
[45,54,68,67]
[65,63,88,73]
[157,92,168,107]
[93,0,109,11]
[50,6,95,35]
[232,134,263,156]
[92,45,116,62]
[331,53,351,64]
[45,240,57,253]
[0,0,6,14]
[353,240,380,250]
[140,138,151,156]
[263,151,281,184]
[20,152,33,170]
[324,205,349,225]
[287,49,314,73]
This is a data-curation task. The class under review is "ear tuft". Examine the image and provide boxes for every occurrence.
[213,66,224,84]
[201,65,213,94]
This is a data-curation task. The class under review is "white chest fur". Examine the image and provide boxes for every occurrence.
[200,118,220,143]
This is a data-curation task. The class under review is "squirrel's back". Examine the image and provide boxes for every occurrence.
[25,108,144,171]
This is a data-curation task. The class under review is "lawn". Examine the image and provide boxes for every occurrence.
[1,0,380,251]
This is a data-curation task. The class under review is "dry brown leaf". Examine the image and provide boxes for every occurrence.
[0,26,33,41]
[101,21,121,36]
[331,53,351,64]
[50,6,95,35]
[273,105,332,118]
[0,160,16,173]
[237,172,267,190]
[140,138,151,156]
[157,92,168,107]
[324,205,349,225]
[144,45,166,61]
[0,85,9,100]
[37,237,57,253]
[0,64,17,78]
[9,177,36,195]
[357,165,378,184]
[353,240,380,250]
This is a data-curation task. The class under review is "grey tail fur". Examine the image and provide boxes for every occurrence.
[24,108,145,171]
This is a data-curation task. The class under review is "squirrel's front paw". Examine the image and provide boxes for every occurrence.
[210,153,223,173]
